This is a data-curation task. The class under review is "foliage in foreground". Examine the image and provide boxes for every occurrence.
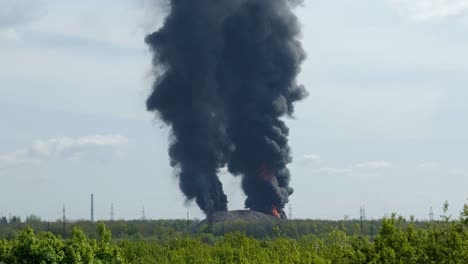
[119,208,468,264]
[0,203,466,264]
[0,222,125,264]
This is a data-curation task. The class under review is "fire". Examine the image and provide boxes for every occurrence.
[258,162,281,218]
[272,206,281,218]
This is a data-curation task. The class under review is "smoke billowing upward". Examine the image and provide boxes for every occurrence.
[145,0,307,218]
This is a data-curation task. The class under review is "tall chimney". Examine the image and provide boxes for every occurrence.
[91,194,94,222]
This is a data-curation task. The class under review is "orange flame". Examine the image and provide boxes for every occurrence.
[272,206,281,219]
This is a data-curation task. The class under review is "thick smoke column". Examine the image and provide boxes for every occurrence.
[146,0,307,218]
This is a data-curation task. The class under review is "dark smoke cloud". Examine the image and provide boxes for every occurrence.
[145,0,307,218]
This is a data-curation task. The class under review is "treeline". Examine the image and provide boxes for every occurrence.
[0,204,467,263]
[0,219,190,241]
[0,216,434,242]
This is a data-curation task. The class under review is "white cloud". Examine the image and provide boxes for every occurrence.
[351,172,385,181]
[0,150,40,168]
[389,0,468,20]
[301,154,322,164]
[316,167,352,175]
[354,161,393,169]
[0,135,129,168]
[303,154,321,161]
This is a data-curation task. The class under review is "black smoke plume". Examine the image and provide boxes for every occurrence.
[145,0,307,218]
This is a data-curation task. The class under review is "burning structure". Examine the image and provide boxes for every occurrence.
[199,210,279,226]
[145,0,307,219]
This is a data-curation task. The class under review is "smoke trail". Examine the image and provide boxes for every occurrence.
[146,0,307,218]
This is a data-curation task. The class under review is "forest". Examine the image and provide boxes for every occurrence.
[0,202,466,263]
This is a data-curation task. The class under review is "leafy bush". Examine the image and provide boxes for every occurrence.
[0,222,126,264]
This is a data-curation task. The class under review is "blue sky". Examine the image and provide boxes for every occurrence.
[0,0,467,221]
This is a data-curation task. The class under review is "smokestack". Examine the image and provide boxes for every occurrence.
[146,0,307,218]
[91,194,94,222]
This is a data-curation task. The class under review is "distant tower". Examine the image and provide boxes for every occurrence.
[141,206,146,220]
[91,194,94,222]
[62,204,66,236]
[288,204,293,219]
[360,206,366,233]
[110,203,114,221]
[429,206,434,222]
